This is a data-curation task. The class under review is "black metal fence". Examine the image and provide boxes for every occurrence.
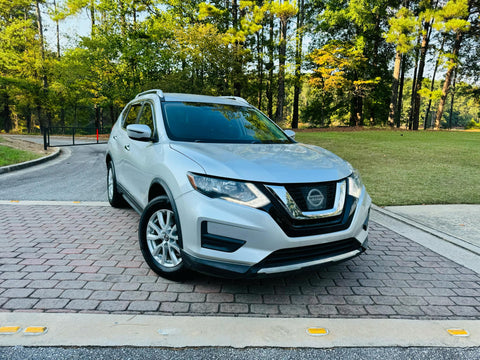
[43,126,111,150]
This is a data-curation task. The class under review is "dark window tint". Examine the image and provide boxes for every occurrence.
[162,102,291,144]
[138,103,154,131]
[123,103,142,129]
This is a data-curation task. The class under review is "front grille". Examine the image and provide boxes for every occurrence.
[285,182,336,211]
[259,238,362,269]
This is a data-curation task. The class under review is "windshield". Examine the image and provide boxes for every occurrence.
[162,102,292,144]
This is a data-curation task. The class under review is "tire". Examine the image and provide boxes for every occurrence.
[138,196,188,281]
[107,161,128,208]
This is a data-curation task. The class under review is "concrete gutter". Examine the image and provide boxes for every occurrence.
[0,148,61,175]
[0,313,479,348]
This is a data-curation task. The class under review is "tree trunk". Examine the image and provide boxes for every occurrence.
[396,55,407,128]
[291,0,304,129]
[0,88,11,133]
[448,67,457,129]
[434,31,463,129]
[275,17,288,123]
[256,30,264,110]
[90,0,96,35]
[388,51,402,127]
[408,36,420,130]
[266,16,274,119]
[424,37,444,129]
[35,0,50,129]
[411,19,432,130]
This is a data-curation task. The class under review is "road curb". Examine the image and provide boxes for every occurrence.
[0,147,61,175]
[371,205,480,274]
[371,204,480,256]
[0,313,479,348]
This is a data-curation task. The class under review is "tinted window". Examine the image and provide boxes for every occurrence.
[162,102,291,144]
[123,103,142,129]
[138,103,154,132]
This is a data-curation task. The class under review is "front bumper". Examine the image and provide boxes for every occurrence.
[175,187,371,278]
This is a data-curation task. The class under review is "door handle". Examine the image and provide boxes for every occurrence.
[124,144,130,151]
[113,135,118,140]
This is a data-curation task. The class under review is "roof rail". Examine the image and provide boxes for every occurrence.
[218,96,249,105]
[135,89,165,100]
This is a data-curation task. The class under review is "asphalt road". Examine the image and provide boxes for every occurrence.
[0,141,107,201]
[1,346,478,360]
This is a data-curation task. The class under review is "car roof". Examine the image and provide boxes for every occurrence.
[136,90,250,107]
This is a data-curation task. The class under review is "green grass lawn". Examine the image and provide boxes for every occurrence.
[296,130,480,206]
[0,144,41,167]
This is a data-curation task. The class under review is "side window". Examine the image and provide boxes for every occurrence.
[138,103,155,132]
[122,103,142,129]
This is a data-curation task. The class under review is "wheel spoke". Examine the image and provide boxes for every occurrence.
[147,233,162,242]
[169,241,180,254]
[168,246,180,266]
[148,220,162,236]
[164,211,172,229]
[151,243,162,257]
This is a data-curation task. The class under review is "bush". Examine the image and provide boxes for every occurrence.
[465,119,480,130]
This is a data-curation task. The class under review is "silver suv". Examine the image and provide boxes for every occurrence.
[106,90,371,280]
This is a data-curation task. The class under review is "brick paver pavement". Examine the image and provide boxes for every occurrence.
[1,204,480,319]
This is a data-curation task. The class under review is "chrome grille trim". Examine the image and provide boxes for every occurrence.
[265,180,346,220]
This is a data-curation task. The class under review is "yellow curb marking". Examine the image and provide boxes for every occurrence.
[447,329,469,337]
[23,326,47,335]
[0,326,21,334]
[306,327,329,336]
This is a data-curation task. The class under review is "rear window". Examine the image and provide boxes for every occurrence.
[162,102,292,144]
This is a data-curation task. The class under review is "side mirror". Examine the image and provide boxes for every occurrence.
[284,129,296,140]
[127,124,152,141]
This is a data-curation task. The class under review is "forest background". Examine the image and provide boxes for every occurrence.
[0,0,479,134]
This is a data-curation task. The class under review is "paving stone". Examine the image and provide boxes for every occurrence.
[220,303,249,314]
[119,291,149,301]
[97,301,130,312]
[127,301,159,312]
[34,298,69,309]
[60,289,93,299]
[279,305,309,316]
[159,302,190,313]
[148,292,178,302]
[1,288,35,298]
[90,291,121,301]
[3,298,39,309]
[206,293,234,303]
[190,303,219,313]
[3,205,480,320]
[57,280,87,289]
[307,304,338,316]
[66,300,99,310]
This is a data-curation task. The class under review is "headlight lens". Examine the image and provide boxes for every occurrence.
[348,169,364,198]
[187,173,270,208]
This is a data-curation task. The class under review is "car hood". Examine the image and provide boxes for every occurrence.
[170,142,352,184]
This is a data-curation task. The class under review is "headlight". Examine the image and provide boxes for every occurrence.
[187,173,270,208]
[348,168,364,198]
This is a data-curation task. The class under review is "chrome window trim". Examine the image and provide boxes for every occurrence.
[266,180,346,220]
